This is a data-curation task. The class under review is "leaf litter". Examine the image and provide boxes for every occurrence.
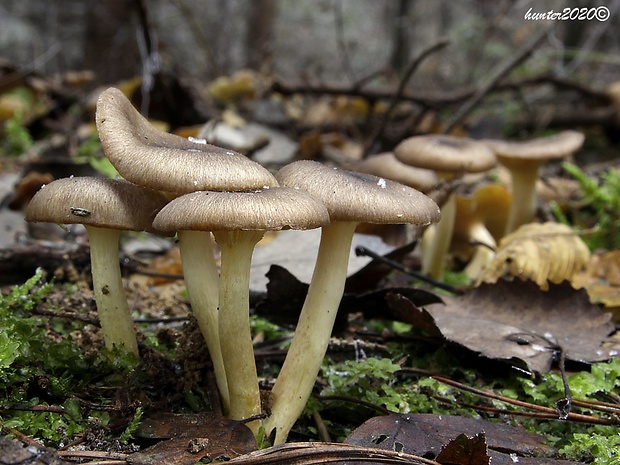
[344,414,581,465]
[422,279,618,374]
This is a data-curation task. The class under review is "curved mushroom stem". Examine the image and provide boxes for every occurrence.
[463,223,496,280]
[265,221,357,445]
[85,225,139,357]
[504,162,542,234]
[213,230,265,435]
[177,230,230,413]
[422,193,456,280]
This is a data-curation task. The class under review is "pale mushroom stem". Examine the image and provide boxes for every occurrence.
[505,163,542,234]
[177,230,230,413]
[463,223,496,280]
[85,225,139,357]
[213,230,265,435]
[422,193,456,280]
[265,221,358,445]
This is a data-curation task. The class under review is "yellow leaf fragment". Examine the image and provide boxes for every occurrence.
[572,250,620,310]
[479,222,590,290]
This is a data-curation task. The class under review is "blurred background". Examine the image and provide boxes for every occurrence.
[1,0,618,140]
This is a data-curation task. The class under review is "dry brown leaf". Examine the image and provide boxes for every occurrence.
[479,222,590,290]
[572,250,620,320]
[345,414,557,463]
[129,413,257,465]
[429,280,618,373]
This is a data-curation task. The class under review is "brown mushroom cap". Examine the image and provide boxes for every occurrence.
[25,176,169,233]
[394,134,496,174]
[95,87,277,193]
[275,160,440,225]
[153,187,329,232]
[357,152,439,193]
[484,130,585,167]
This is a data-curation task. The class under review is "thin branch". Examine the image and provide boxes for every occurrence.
[224,442,443,465]
[432,375,619,426]
[58,449,129,461]
[271,72,611,115]
[363,38,450,154]
[170,0,218,74]
[355,245,463,294]
[334,0,356,82]
[442,23,555,134]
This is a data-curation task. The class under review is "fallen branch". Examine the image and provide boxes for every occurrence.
[442,23,555,134]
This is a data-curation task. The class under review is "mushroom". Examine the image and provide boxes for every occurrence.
[483,130,585,234]
[265,160,440,444]
[95,87,277,194]
[24,177,169,357]
[394,134,496,279]
[452,183,511,279]
[356,152,439,193]
[356,152,440,244]
[153,187,329,434]
[95,87,278,410]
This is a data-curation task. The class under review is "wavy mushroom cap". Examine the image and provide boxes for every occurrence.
[394,134,496,174]
[25,177,170,234]
[357,152,439,193]
[483,130,585,168]
[153,186,329,232]
[95,87,277,193]
[275,160,441,225]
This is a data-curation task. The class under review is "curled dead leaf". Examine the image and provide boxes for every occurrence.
[479,222,590,290]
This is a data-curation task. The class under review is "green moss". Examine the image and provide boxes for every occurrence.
[557,162,620,250]
[0,270,133,447]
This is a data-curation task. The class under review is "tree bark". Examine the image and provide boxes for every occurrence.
[246,0,278,71]
[82,0,142,86]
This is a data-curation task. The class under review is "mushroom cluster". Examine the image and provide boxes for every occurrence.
[394,134,497,279]
[25,87,441,442]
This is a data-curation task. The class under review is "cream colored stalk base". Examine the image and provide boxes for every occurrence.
[265,221,357,445]
[421,193,456,280]
[86,225,139,357]
[463,223,496,280]
[178,230,229,413]
[505,164,540,234]
[214,230,265,435]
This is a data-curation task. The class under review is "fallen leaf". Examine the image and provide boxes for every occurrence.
[479,222,590,290]
[427,280,618,373]
[435,432,490,465]
[254,264,442,332]
[344,413,559,463]
[222,442,433,465]
[0,435,70,465]
[128,413,256,465]
[572,250,620,320]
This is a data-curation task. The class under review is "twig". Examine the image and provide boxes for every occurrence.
[334,0,356,82]
[555,347,573,420]
[224,442,442,465]
[316,394,394,416]
[1,426,46,449]
[572,398,620,414]
[432,375,618,426]
[363,38,450,155]
[58,449,129,461]
[442,23,555,134]
[2,404,66,414]
[270,73,611,111]
[170,0,218,74]
[312,411,332,442]
[355,245,463,294]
